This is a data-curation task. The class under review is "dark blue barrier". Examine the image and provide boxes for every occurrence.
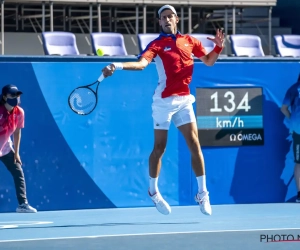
[0,56,299,212]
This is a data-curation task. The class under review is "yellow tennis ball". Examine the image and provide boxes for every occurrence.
[96,48,104,56]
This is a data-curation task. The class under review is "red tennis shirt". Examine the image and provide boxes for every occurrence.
[0,105,24,156]
[139,32,207,98]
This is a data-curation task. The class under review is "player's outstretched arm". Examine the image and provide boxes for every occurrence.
[199,29,225,66]
[102,57,149,78]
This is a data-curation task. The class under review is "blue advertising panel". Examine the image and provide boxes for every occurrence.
[0,57,298,212]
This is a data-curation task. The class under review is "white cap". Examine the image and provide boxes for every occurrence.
[158,5,177,17]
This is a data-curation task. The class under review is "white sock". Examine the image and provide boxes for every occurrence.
[149,177,159,195]
[196,175,207,193]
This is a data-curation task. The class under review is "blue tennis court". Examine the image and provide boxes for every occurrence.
[0,203,299,250]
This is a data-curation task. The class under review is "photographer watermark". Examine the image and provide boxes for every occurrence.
[260,234,300,243]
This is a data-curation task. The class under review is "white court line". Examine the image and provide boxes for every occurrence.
[0,221,53,229]
[0,221,53,225]
[0,227,300,243]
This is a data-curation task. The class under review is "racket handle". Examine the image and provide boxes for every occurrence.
[98,74,104,82]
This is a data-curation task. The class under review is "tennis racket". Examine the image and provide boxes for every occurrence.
[68,74,105,115]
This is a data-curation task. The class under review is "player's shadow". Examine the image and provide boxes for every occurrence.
[216,95,290,203]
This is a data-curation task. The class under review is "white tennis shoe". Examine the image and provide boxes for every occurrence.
[195,191,212,215]
[16,203,37,213]
[148,190,171,215]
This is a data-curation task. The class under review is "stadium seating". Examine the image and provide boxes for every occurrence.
[90,32,128,56]
[229,34,265,57]
[137,34,160,53]
[41,32,80,56]
[274,35,300,57]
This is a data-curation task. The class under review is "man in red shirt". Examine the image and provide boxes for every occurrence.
[0,84,36,213]
[102,5,224,216]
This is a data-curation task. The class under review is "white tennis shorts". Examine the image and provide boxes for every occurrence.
[152,94,196,130]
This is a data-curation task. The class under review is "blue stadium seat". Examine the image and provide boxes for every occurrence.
[274,35,300,57]
[90,32,128,56]
[190,34,216,53]
[41,32,80,56]
[137,34,160,53]
[230,34,265,57]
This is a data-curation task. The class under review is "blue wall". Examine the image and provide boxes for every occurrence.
[0,57,299,212]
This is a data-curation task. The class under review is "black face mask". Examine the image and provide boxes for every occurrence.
[6,97,19,107]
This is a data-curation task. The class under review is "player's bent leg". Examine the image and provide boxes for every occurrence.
[149,129,168,178]
[177,122,205,176]
[178,122,212,216]
[148,129,171,215]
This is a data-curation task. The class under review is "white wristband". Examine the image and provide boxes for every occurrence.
[112,62,123,70]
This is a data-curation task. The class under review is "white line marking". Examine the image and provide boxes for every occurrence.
[0,228,300,243]
[1,225,18,229]
[0,221,53,229]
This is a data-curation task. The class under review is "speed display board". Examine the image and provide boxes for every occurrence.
[196,87,264,146]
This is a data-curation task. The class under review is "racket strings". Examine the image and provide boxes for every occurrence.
[69,88,97,115]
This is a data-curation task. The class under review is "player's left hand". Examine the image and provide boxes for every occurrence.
[14,153,22,165]
[207,29,225,48]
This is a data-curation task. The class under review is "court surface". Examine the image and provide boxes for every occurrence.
[0,203,300,250]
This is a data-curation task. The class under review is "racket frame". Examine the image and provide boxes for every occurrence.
[68,79,101,115]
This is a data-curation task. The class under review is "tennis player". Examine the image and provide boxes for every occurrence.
[0,84,37,213]
[102,5,224,215]
[281,74,300,203]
